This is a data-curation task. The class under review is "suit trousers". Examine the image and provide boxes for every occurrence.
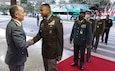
[101,29,110,43]
[86,47,91,60]
[86,34,93,60]
[43,57,57,71]
[92,35,100,49]
[73,45,85,66]
[8,63,24,71]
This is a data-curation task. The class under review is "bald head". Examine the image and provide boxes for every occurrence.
[10,5,21,18]
[9,5,24,21]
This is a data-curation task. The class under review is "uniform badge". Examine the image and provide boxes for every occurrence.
[80,30,83,34]
[40,30,42,32]
[81,24,86,28]
[48,20,55,26]
[40,23,44,28]
[49,30,52,34]
[97,25,99,28]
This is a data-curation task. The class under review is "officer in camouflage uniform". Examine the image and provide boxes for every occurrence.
[70,12,92,70]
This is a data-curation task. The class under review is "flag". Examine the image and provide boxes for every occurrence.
[108,6,114,15]
[104,5,109,15]
[95,10,99,15]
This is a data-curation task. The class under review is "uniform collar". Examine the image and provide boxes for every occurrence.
[46,15,52,20]
[12,18,22,26]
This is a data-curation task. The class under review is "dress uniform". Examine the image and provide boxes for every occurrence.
[89,19,96,34]
[5,19,30,71]
[5,5,31,71]
[70,19,92,69]
[86,19,96,62]
[92,19,105,51]
[101,17,113,44]
[33,15,63,71]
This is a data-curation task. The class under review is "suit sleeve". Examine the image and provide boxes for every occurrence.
[70,22,75,41]
[101,20,105,35]
[110,19,113,27]
[33,22,42,43]
[55,18,63,56]
[12,26,30,50]
[92,20,96,34]
[86,22,92,45]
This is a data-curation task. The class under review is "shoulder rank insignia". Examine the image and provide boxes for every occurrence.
[74,20,79,22]
[86,20,92,24]
[15,22,21,27]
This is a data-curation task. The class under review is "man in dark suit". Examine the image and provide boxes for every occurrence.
[101,15,113,44]
[70,12,92,70]
[85,11,96,62]
[32,4,63,71]
[5,5,33,71]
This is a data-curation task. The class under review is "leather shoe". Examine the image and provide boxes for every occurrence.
[70,63,77,66]
[86,58,91,63]
[105,42,107,45]
[80,65,84,70]
[94,48,97,52]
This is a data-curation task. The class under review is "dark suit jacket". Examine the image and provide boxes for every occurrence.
[33,15,63,59]
[103,19,113,29]
[5,19,30,65]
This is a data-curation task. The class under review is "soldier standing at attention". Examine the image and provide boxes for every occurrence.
[31,4,63,71]
[92,14,105,52]
[70,12,92,70]
[85,11,96,62]
[101,15,113,45]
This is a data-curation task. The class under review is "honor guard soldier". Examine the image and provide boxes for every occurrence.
[92,14,105,52]
[101,15,113,44]
[70,12,92,70]
[85,11,96,62]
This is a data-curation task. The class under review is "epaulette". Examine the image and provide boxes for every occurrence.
[86,20,92,24]
[15,22,21,27]
[74,20,79,22]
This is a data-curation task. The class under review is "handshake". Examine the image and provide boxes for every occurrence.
[28,39,34,45]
